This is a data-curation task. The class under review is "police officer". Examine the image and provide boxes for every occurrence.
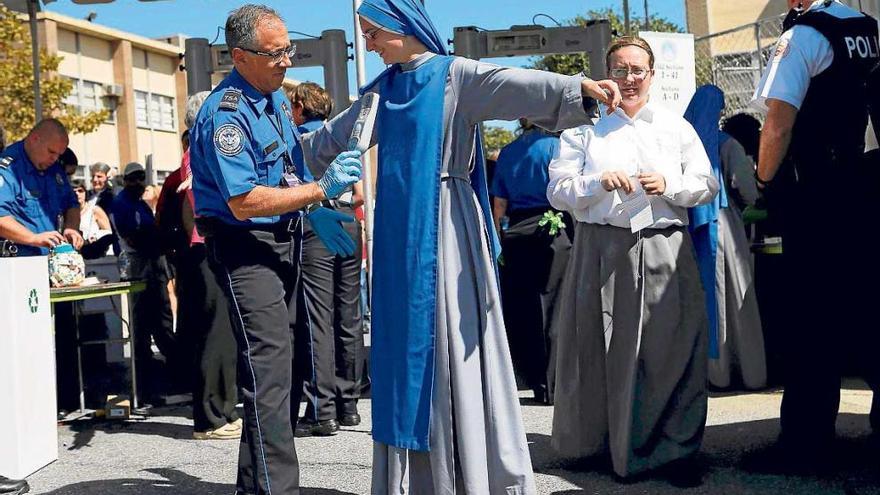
[491,119,570,405]
[286,82,366,436]
[0,119,83,257]
[189,5,361,494]
[750,0,879,469]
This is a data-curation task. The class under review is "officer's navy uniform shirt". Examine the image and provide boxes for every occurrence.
[190,69,306,227]
[490,129,559,212]
[0,140,77,255]
[751,0,879,179]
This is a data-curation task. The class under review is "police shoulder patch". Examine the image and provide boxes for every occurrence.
[55,173,64,185]
[219,89,242,111]
[214,123,245,157]
[0,156,12,169]
[774,38,791,60]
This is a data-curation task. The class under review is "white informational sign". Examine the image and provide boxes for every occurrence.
[0,257,58,478]
[639,31,697,116]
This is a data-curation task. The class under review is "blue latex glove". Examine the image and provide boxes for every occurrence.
[318,150,362,199]
[307,207,356,256]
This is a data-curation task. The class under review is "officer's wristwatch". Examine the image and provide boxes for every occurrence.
[305,202,322,215]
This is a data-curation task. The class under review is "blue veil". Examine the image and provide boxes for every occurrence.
[684,84,729,360]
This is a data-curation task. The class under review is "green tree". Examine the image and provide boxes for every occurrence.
[0,4,109,142]
[527,8,683,76]
[482,125,516,154]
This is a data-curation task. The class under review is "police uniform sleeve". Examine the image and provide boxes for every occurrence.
[752,25,834,111]
[490,148,510,200]
[0,166,18,217]
[203,111,261,201]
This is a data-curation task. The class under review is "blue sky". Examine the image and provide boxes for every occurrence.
[45,0,688,93]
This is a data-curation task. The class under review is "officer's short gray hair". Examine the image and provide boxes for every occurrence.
[185,91,211,129]
[225,4,283,51]
[90,162,111,175]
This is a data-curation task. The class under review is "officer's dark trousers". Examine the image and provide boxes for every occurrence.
[207,225,307,495]
[176,244,239,432]
[300,216,364,422]
[777,174,880,454]
[499,208,572,404]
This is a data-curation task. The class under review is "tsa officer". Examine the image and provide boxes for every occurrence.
[0,119,83,256]
[750,0,879,467]
[189,5,361,494]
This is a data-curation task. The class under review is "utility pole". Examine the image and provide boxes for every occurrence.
[644,0,650,30]
[27,0,42,123]
[623,0,631,35]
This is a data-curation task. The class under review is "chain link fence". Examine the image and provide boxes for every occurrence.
[694,14,785,117]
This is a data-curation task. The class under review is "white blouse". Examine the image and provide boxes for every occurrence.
[547,103,717,229]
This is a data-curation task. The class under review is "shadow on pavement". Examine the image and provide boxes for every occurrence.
[66,419,195,450]
[39,468,357,495]
[530,413,880,494]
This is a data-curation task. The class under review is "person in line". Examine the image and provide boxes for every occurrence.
[750,0,879,471]
[302,0,621,491]
[111,162,176,403]
[684,85,765,391]
[60,147,78,179]
[170,91,242,441]
[88,162,115,213]
[547,36,717,487]
[0,119,83,255]
[72,179,114,259]
[287,82,366,436]
[492,118,570,405]
[189,5,362,493]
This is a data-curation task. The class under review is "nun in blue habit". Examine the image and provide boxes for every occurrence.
[300,0,620,492]
[684,85,765,390]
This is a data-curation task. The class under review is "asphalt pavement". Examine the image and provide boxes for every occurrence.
[24,382,879,494]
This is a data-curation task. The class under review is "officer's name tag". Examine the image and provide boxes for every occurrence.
[264,141,279,155]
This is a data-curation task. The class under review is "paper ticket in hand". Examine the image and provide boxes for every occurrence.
[618,180,654,233]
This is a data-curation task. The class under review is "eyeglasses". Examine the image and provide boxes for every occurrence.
[362,27,382,41]
[240,44,297,64]
[609,67,651,80]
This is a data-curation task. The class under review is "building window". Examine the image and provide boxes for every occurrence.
[135,90,176,132]
[64,77,115,123]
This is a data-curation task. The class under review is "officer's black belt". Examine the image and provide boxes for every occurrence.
[196,216,301,238]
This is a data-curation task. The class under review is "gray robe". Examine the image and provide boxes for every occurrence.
[710,138,766,390]
[304,53,593,494]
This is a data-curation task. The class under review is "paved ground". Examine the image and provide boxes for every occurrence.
[25,382,879,494]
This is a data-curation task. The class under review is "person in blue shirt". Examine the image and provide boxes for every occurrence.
[188,6,361,494]
[490,119,571,405]
[111,162,176,401]
[0,119,83,257]
[286,82,367,436]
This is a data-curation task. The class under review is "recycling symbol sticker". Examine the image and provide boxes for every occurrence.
[28,289,39,314]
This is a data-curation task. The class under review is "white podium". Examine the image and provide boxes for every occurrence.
[0,257,58,478]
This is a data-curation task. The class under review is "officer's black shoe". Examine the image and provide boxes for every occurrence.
[0,475,29,494]
[295,418,339,437]
[338,413,361,427]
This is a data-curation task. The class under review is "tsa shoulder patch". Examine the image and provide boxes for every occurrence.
[214,123,245,157]
[219,89,241,111]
